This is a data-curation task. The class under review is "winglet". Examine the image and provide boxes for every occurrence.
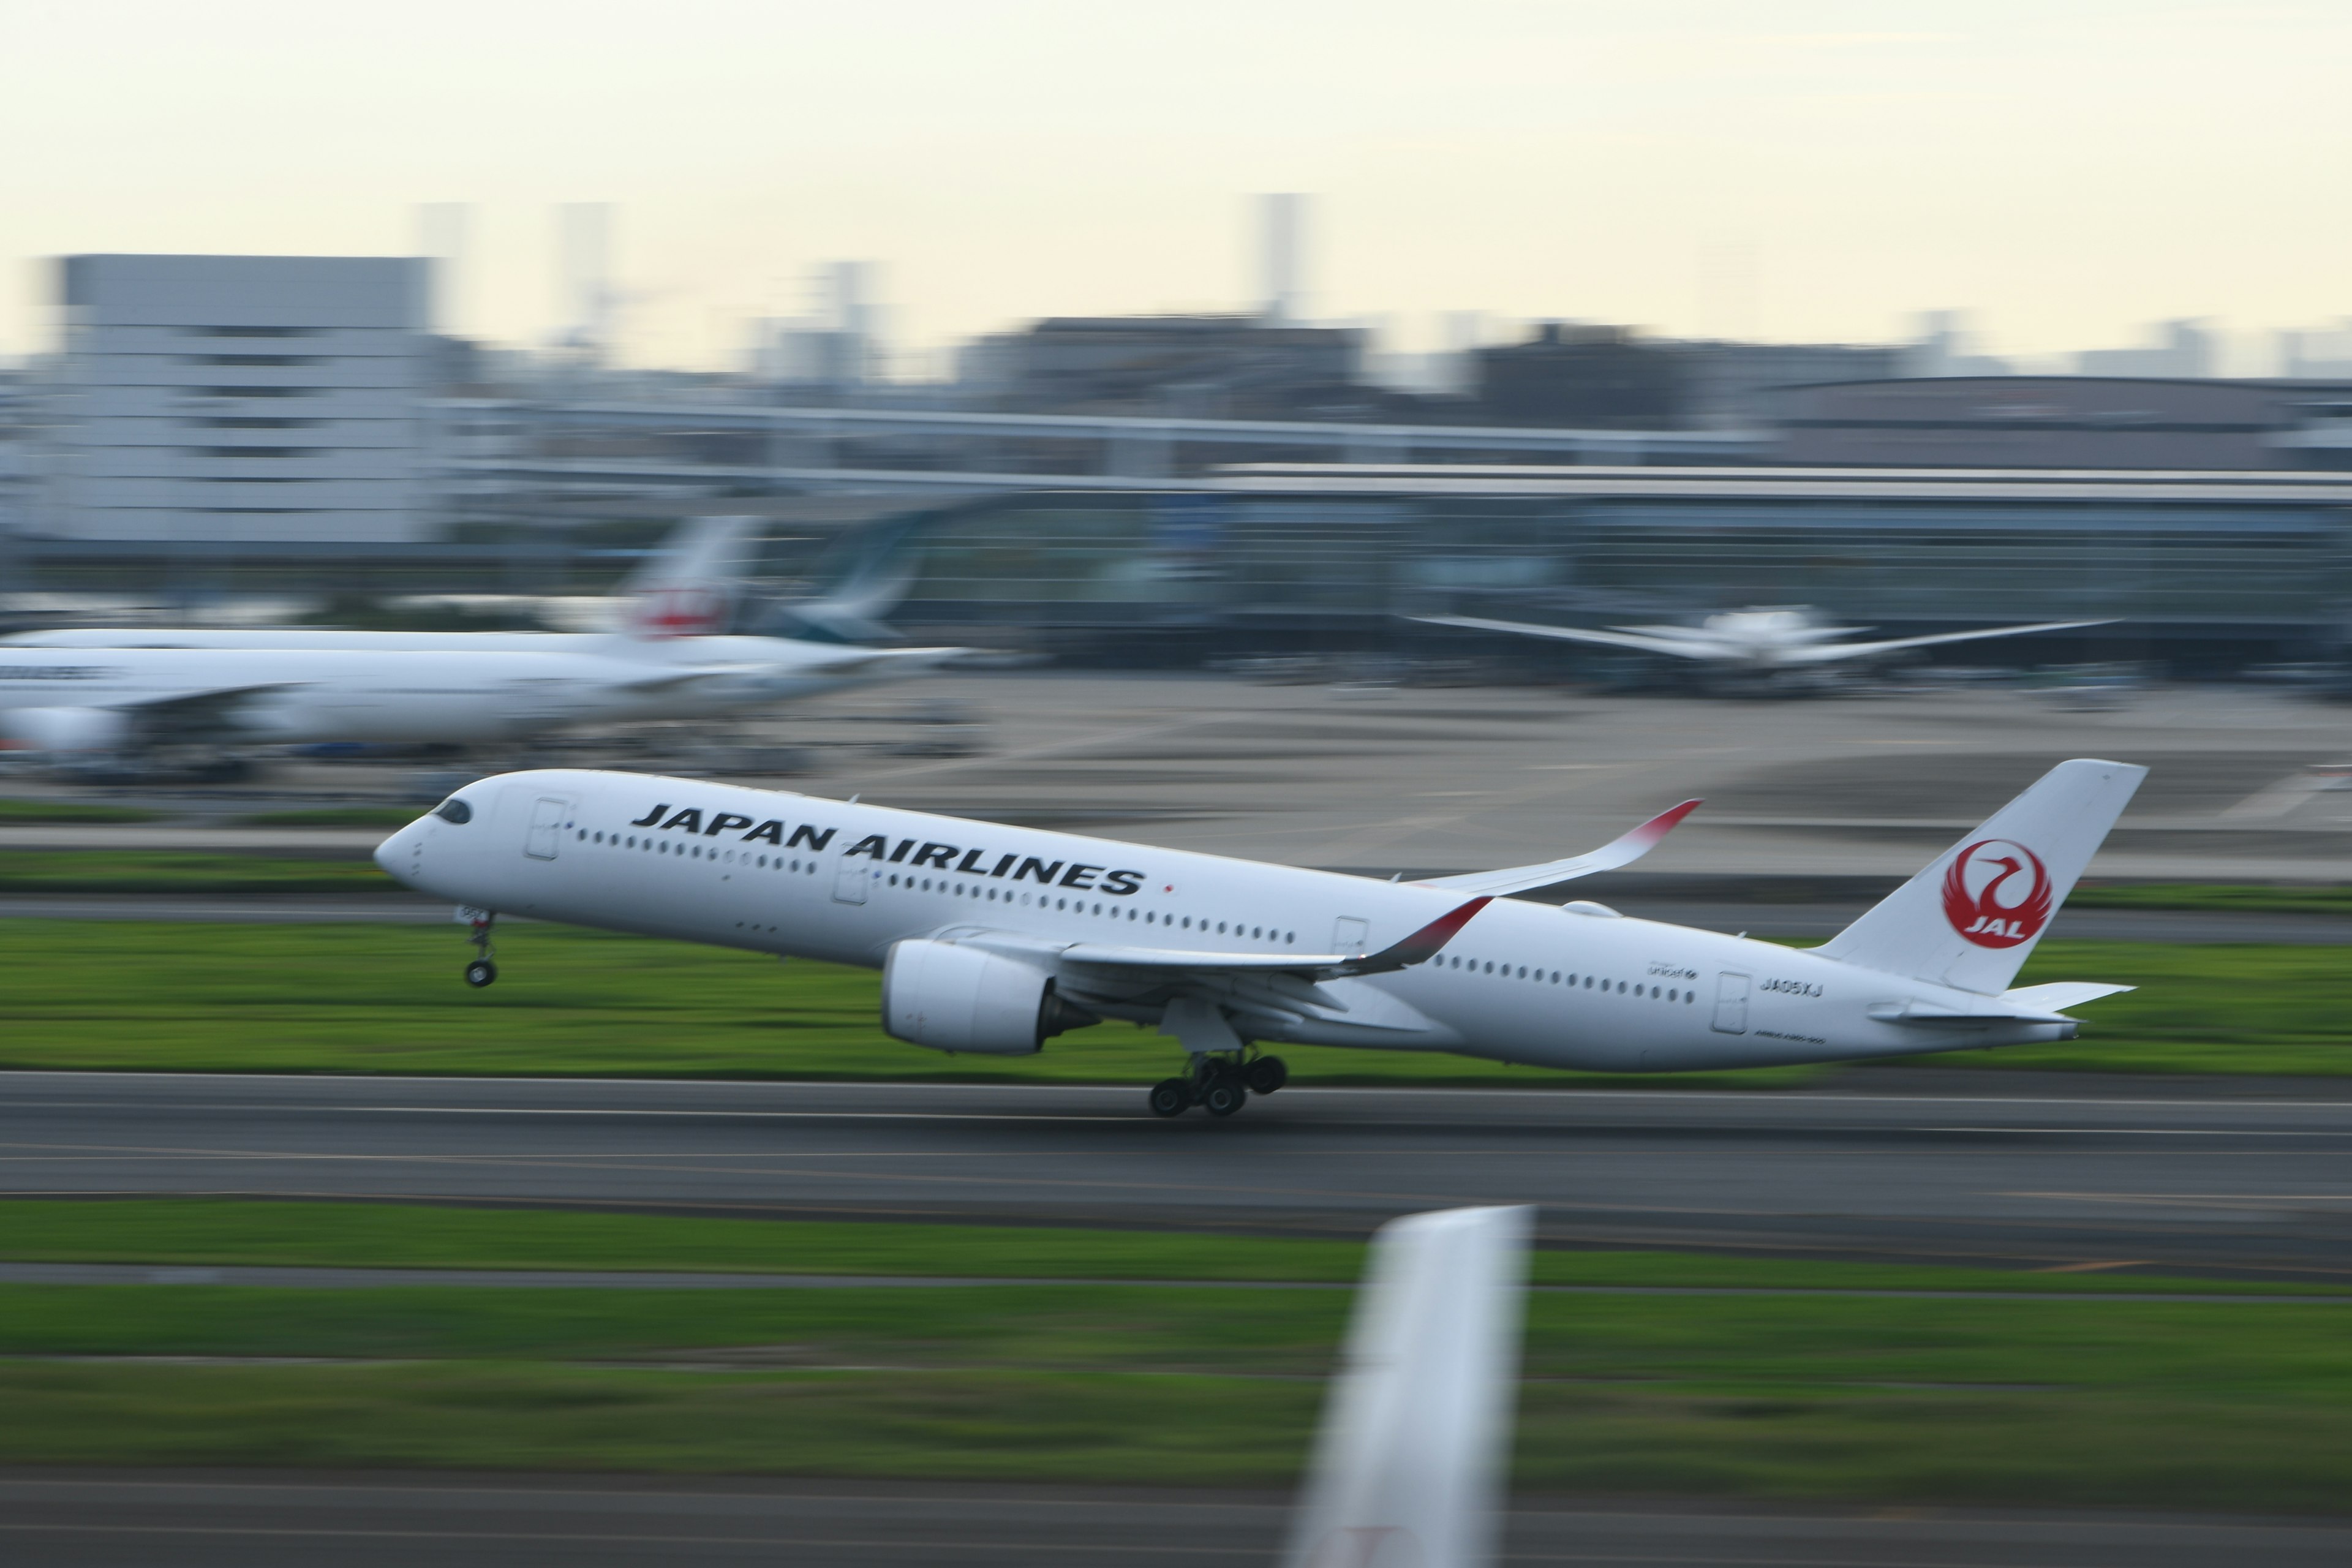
[1343,897,1491,975]
[1414,799,1703,897]
[1621,798,1702,853]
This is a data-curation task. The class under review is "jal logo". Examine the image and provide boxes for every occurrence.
[630,586,731,638]
[1941,838,2053,949]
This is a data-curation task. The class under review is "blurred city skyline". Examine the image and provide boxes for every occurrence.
[2,0,2347,372]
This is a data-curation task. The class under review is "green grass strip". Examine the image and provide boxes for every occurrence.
[1,1200,2342,1297]
[3,1284,2351,1509]
[0,853,398,895]
[2071,883,2352,916]
[0,799,157,823]
[5,919,2352,1079]
[238,807,429,828]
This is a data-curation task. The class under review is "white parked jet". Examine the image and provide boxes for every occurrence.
[0,516,961,761]
[0,644,894,755]
[1419,607,2114,674]
[7,514,949,676]
[375,757,2143,1117]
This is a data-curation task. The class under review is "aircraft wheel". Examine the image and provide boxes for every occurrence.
[1147,1079,1191,1118]
[464,959,498,989]
[1200,1079,1246,1118]
[1245,1056,1288,1095]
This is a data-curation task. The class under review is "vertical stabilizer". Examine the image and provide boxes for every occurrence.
[1814,757,2146,995]
[1283,1205,1531,1568]
[617,515,761,639]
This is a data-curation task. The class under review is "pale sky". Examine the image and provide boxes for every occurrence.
[2,0,2346,371]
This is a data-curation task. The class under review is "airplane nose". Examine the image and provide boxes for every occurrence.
[374,821,419,883]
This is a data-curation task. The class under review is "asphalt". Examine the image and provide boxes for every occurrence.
[10,1072,2352,1281]
[7,1472,2352,1568]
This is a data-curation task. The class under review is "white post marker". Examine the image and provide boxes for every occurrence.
[1284,1205,1534,1568]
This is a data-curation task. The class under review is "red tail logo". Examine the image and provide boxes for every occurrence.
[630,586,731,639]
[1942,839,2052,949]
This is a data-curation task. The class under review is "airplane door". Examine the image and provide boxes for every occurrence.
[832,861,871,905]
[524,796,569,861]
[1711,971,1750,1035]
[1333,917,1369,954]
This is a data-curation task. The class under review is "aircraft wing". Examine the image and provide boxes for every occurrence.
[106,682,307,741]
[1776,619,2116,665]
[1057,896,1491,980]
[1413,799,1700,896]
[1412,614,1721,660]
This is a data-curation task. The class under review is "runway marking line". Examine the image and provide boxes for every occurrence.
[2008,1191,2352,1205]
[2034,1261,2150,1275]
[1923,1127,2350,1139]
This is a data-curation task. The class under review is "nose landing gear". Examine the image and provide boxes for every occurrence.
[462,910,498,987]
[1147,1052,1287,1118]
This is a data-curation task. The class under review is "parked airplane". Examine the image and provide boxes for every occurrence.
[0,643,908,758]
[1419,607,2114,674]
[374,757,2143,1117]
[7,514,895,661]
[1,516,962,763]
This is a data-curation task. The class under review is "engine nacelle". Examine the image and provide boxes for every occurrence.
[881,939,1098,1055]
[2,706,132,753]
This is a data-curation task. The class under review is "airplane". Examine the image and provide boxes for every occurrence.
[372,756,2144,1117]
[0,643,910,759]
[6,514,944,671]
[1284,1204,1529,1568]
[0,516,963,764]
[1417,606,2114,677]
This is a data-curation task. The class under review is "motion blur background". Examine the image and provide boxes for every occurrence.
[7,6,2352,1566]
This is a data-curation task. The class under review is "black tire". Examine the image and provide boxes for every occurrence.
[464,959,498,989]
[1245,1056,1288,1095]
[1147,1079,1190,1118]
[1201,1079,1246,1117]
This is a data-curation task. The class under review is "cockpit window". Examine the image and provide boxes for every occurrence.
[434,797,474,824]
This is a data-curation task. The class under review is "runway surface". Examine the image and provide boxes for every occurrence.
[10,1073,2352,1280]
[9,1471,2352,1568]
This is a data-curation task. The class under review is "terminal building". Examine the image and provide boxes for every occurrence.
[37,254,429,545]
[836,466,2352,669]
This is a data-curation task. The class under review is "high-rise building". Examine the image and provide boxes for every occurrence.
[1259,194,1306,324]
[40,254,428,543]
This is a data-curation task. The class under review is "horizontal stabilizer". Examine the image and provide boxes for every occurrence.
[1866,979,2133,1028]
[1417,801,1700,896]
[2002,981,2135,1013]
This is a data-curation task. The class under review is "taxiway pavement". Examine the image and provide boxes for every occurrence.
[8,1073,2352,1280]
[7,1472,2348,1568]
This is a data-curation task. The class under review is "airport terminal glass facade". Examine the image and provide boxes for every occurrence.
[869,488,2352,658]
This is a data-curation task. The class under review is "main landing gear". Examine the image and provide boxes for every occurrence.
[1149,1053,1288,1118]
[463,910,498,988]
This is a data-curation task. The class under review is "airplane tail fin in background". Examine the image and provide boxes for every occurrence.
[616,515,762,639]
[1814,758,2147,996]
[1283,1205,1531,1568]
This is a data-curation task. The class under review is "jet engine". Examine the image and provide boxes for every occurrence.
[2,706,132,752]
[881,939,1099,1055]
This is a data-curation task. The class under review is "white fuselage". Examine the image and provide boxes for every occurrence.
[377,768,2076,1073]
[11,627,848,664]
[0,646,862,748]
